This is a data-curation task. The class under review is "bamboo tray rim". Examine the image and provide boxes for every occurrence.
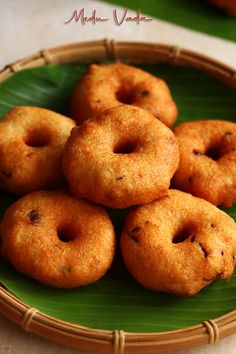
[0,39,236,354]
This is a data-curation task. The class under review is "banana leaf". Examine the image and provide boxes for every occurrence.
[0,63,236,332]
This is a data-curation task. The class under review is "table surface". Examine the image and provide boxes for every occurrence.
[0,1,236,353]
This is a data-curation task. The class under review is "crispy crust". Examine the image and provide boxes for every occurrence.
[121,189,236,296]
[173,120,236,207]
[0,190,116,288]
[0,106,75,195]
[70,63,178,127]
[63,105,179,209]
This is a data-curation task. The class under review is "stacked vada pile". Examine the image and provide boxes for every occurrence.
[0,63,236,297]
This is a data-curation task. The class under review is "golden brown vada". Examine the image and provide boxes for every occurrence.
[121,189,236,296]
[0,106,75,195]
[63,105,179,209]
[173,120,236,207]
[70,63,178,127]
[0,190,116,288]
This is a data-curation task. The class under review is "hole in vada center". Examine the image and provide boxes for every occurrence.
[25,130,50,148]
[57,226,75,243]
[116,88,134,104]
[172,224,195,244]
[205,142,225,161]
[114,140,137,154]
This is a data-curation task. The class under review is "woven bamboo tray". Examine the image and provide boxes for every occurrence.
[0,39,236,354]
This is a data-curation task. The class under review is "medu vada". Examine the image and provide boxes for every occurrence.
[63,105,179,209]
[121,189,236,296]
[0,190,116,288]
[70,63,178,127]
[0,106,75,195]
[173,120,236,207]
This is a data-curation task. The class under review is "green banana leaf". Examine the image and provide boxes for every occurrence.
[0,63,236,332]
[103,0,236,42]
